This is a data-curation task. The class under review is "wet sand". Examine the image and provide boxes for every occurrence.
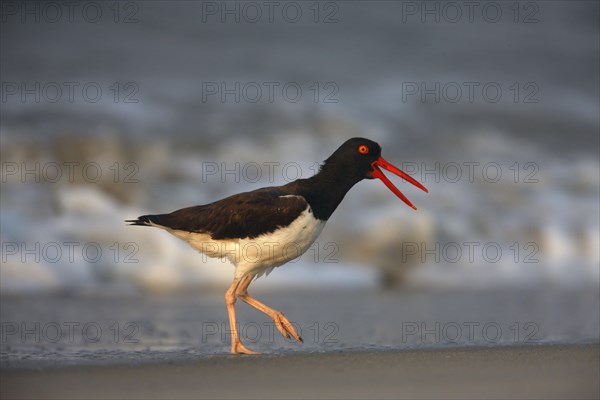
[2,289,599,361]
[2,344,598,399]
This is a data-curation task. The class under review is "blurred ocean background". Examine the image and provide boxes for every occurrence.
[2,1,598,296]
[1,1,599,365]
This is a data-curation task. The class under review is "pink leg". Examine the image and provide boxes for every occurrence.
[225,277,260,354]
[236,275,303,343]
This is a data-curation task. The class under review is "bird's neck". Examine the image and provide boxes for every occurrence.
[285,164,362,221]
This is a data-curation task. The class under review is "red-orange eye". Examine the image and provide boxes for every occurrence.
[358,145,369,154]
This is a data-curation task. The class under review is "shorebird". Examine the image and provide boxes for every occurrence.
[127,138,428,354]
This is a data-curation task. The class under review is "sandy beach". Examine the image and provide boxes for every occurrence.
[2,344,598,399]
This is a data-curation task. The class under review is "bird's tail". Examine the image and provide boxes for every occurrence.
[125,215,160,227]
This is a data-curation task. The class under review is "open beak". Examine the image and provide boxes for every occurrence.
[370,157,428,210]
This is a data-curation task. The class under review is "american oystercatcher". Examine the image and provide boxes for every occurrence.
[127,138,428,354]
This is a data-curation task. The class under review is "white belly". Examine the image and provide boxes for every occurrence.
[166,207,326,279]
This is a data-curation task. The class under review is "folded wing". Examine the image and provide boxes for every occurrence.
[126,188,309,240]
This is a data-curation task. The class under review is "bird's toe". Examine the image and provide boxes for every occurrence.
[275,312,302,343]
[232,342,261,355]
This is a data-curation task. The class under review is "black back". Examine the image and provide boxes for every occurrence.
[137,188,308,240]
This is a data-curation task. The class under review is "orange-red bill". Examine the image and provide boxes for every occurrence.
[370,157,428,210]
